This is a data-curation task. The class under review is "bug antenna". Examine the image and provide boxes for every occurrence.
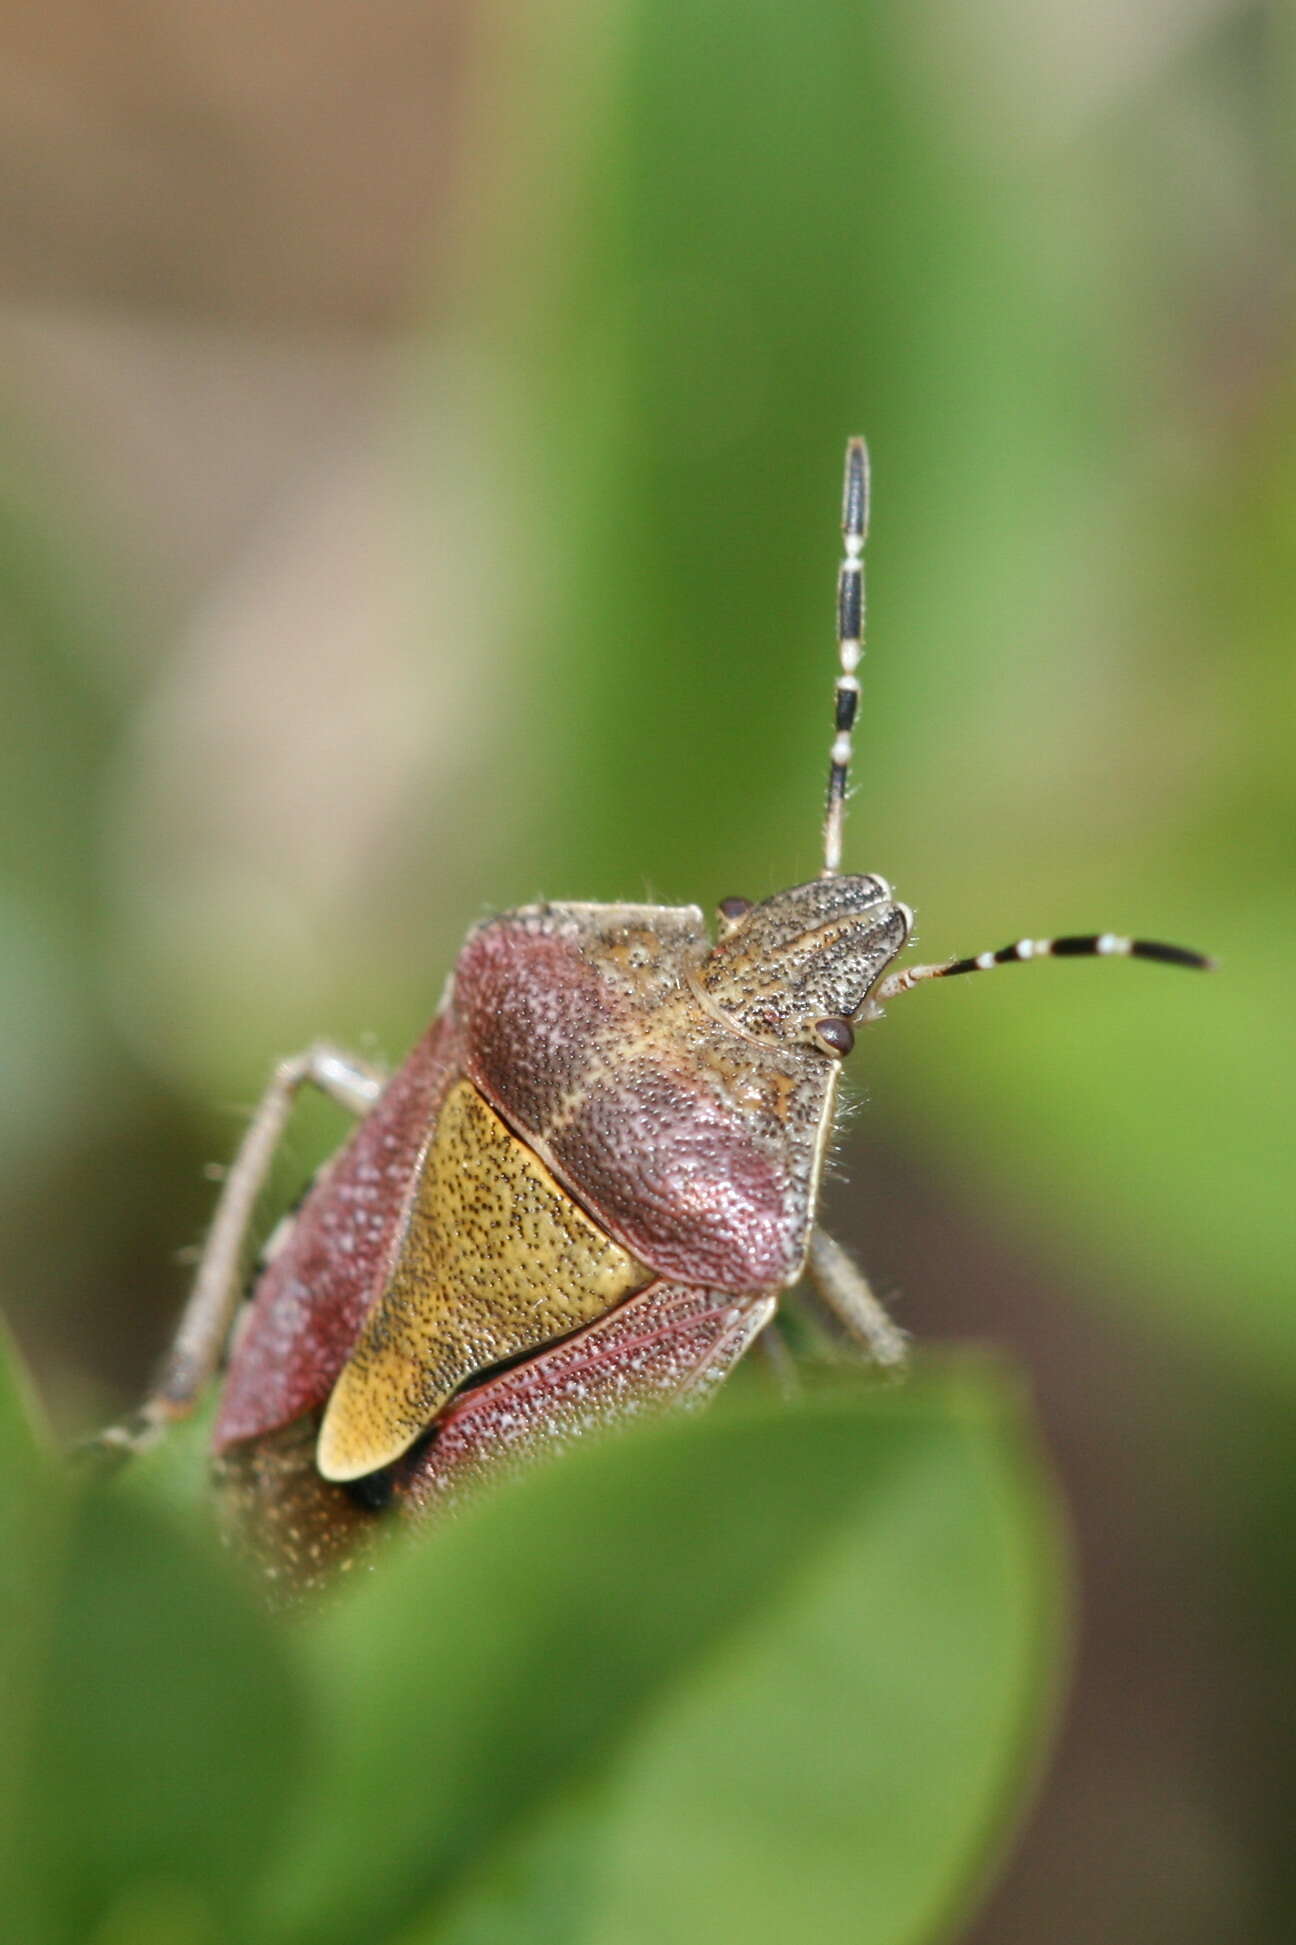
[823,437,869,876]
[869,931,1215,1007]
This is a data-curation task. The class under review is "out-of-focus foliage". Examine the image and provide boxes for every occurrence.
[0,1326,1062,1945]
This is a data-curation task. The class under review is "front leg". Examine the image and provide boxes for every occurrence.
[802,1228,908,1374]
[88,1043,385,1467]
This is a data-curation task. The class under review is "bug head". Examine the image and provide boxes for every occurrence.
[698,875,911,1054]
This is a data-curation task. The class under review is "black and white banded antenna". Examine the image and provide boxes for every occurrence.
[868,930,1214,1013]
[820,436,1215,995]
[822,436,869,877]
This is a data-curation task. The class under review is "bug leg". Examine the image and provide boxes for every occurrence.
[86,1043,386,1469]
[802,1228,908,1374]
[756,1316,803,1401]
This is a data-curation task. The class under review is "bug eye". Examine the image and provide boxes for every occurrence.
[812,1016,855,1058]
[717,895,753,929]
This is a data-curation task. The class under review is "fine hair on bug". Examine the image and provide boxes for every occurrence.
[88,439,1213,1592]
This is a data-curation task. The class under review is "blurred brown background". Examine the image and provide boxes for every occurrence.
[1,3,1292,1940]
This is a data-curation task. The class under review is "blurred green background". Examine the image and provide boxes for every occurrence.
[1,2,1293,1941]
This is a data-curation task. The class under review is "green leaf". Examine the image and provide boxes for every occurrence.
[20,1487,309,1945]
[265,1363,1063,1945]
[583,1371,1061,1945]
[411,1779,610,1945]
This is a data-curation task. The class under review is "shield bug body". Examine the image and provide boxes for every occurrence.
[97,440,1211,1592]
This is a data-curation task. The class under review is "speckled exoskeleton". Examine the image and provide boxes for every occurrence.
[95,440,1210,1592]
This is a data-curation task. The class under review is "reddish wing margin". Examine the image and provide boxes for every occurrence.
[214,1013,464,1450]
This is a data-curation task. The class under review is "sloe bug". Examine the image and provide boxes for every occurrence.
[95,439,1210,1590]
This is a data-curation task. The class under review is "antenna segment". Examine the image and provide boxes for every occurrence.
[870,931,1214,1009]
[822,436,869,877]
